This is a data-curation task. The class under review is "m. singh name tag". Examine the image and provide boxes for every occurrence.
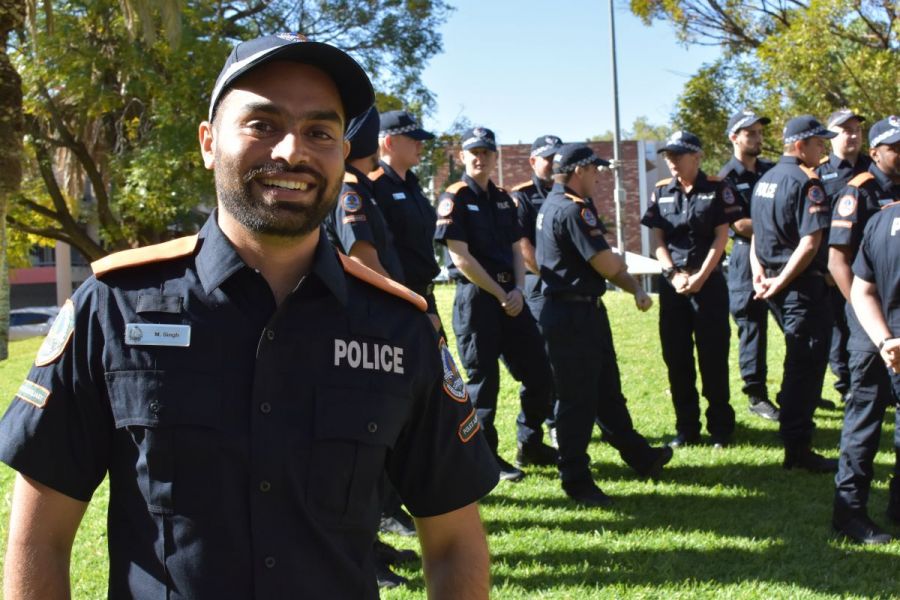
[125,323,191,347]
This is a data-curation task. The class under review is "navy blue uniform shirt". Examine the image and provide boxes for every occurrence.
[831,165,900,350]
[853,202,900,338]
[536,183,612,297]
[717,156,774,239]
[512,175,552,248]
[750,155,831,273]
[640,170,735,270]
[434,174,523,285]
[817,152,873,206]
[369,160,440,287]
[0,213,498,599]
[325,164,405,281]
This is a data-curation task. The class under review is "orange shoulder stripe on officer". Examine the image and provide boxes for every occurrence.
[338,254,427,312]
[511,181,531,191]
[848,172,875,188]
[343,171,359,184]
[564,193,586,205]
[91,234,200,278]
[656,177,673,186]
[799,164,820,179]
[367,167,385,181]
[445,181,468,195]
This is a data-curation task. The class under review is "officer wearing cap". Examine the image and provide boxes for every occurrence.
[830,115,900,544]
[641,131,736,449]
[434,126,556,481]
[719,110,780,421]
[749,114,838,473]
[537,143,673,506]
[370,110,444,332]
[0,34,498,599]
[818,109,874,405]
[325,105,404,280]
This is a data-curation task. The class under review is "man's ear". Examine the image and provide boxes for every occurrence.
[199,121,215,170]
[343,138,351,160]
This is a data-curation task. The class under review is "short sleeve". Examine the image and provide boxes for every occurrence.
[641,188,666,229]
[719,182,745,224]
[828,186,863,247]
[329,184,376,253]
[564,204,611,261]
[434,191,468,245]
[0,281,112,502]
[798,180,831,237]
[852,216,879,283]
[387,333,498,517]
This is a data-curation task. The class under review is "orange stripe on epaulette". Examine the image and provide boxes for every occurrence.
[881,201,900,211]
[564,193,586,204]
[343,172,358,184]
[445,181,468,195]
[511,181,532,191]
[799,165,820,180]
[832,220,852,228]
[338,254,427,312]
[848,172,875,188]
[706,175,722,182]
[91,235,199,278]
[367,167,385,182]
[656,177,673,186]
[819,156,830,165]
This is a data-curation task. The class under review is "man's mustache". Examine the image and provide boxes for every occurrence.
[243,163,325,184]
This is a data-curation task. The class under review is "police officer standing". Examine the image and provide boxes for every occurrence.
[435,126,556,481]
[719,110,779,420]
[370,110,444,332]
[325,105,405,281]
[641,131,737,448]
[750,115,838,473]
[818,109,872,405]
[830,116,900,543]
[537,143,673,506]
[0,34,498,599]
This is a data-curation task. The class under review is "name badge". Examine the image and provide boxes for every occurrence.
[466,204,480,211]
[658,196,675,204]
[392,192,406,200]
[736,183,750,190]
[125,323,191,347]
[821,172,839,181]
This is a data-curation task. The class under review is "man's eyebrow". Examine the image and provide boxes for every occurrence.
[238,103,343,125]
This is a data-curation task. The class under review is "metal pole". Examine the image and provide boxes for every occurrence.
[609,0,626,252]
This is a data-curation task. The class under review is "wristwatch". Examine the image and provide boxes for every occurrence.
[661,267,676,280]
[879,337,894,351]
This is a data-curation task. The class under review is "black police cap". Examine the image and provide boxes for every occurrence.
[783,115,837,143]
[827,109,865,129]
[552,143,610,174]
[208,33,374,126]
[530,135,563,159]
[346,106,380,160]
[659,131,703,155]
[726,110,771,136]
[869,115,900,147]
[461,127,497,152]
[379,110,435,141]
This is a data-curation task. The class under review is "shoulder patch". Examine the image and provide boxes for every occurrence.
[564,193,587,205]
[15,379,50,409]
[35,298,75,367]
[580,207,598,227]
[799,165,820,180]
[341,191,363,213]
[367,167,385,181]
[656,177,673,186]
[848,172,875,188]
[437,197,454,217]
[807,185,826,204]
[339,254,427,312]
[837,194,857,217]
[511,181,532,191]
[92,234,199,278]
[343,172,359,184]
[722,186,736,205]
[445,181,468,195]
[440,337,468,402]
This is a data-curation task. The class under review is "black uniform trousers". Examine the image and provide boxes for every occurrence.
[452,280,553,453]
[541,296,658,492]
[828,286,852,395]
[659,270,734,438]
[523,273,556,431]
[833,350,900,521]
[765,274,831,448]
[728,239,769,399]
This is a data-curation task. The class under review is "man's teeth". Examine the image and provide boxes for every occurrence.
[260,178,310,191]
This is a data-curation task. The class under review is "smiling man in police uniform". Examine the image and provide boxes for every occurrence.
[750,115,838,473]
[830,115,900,544]
[0,34,498,599]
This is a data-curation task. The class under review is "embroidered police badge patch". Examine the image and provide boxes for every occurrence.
[440,338,468,402]
[341,192,363,213]
[35,299,75,367]
[837,194,857,217]
[808,186,825,204]
[437,198,454,217]
[722,186,736,205]
[581,208,598,227]
[458,409,480,443]
[15,379,50,409]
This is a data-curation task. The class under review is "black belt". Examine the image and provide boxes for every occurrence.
[410,282,435,296]
[495,272,513,284]
[553,293,603,308]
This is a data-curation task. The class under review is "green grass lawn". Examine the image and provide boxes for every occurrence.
[2,286,899,599]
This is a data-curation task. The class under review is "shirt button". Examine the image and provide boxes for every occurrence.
[367,422,378,433]
[259,480,271,493]
[260,402,272,414]
[149,402,160,413]
[264,556,276,569]
[266,329,275,341]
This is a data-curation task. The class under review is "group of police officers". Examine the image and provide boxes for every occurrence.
[327,100,900,548]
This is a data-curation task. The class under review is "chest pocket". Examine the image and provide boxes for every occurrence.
[307,386,408,528]
[106,370,224,515]
[657,198,683,231]
[688,196,715,234]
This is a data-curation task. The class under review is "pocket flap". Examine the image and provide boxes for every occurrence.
[314,386,407,447]
[106,370,223,429]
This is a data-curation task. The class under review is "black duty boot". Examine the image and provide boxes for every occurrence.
[783,446,838,473]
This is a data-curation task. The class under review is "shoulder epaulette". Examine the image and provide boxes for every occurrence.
[881,201,900,211]
[564,193,587,204]
[511,181,532,191]
[343,172,358,184]
[848,172,875,188]
[338,254,427,312]
[367,167,385,181]
[445,181,468,195]
[819,156,830,165]
[497,187,507,193]
[799,165,820,180]
[706,175,722,182]
[91,234,199,278]
[656,177,673,186]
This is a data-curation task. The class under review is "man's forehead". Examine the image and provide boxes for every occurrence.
[218,60,344,117]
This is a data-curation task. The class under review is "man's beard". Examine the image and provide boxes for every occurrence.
[744,144,762,157]
[215,158,341,238]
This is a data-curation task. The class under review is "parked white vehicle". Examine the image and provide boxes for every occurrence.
[9,306,60,341]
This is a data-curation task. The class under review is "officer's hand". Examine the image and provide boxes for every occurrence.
[671,272,690,294]
[501,289,524,317]
[683,273,705,294]
[757,275,785,300]
[634,289,653,312]
[880,339,900,373]
[752,273,771,299]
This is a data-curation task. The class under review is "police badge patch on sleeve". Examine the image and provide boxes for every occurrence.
[837,195,857,217]
[440,338,468,402]
[437,198,454,217]
[580,208,598,227]
[34,299,75,367]
[457,409,480,443]
[807,185,825,204]
[722,186,736,205]
[341,192,363,213]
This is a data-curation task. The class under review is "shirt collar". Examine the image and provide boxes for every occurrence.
[463,173,487,197]
[196,210,348,306]
[779,155,802,167]
[870,163,900,195]
[531,174,552,198]
[725,156,747,176]
[379,160,419,188]
[346,164,374,193]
